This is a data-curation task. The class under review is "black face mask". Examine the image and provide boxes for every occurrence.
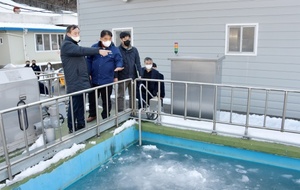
[124,40,131,46]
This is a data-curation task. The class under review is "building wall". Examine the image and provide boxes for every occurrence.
[78,0,300,118]
[24,32,62,64]
[7,31,24,65]
[2,31,63,65]
[0,32,11,65]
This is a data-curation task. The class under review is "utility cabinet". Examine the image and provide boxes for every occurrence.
[169,56,224,119]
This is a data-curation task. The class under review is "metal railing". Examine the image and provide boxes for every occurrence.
[0,79,133,181]
[1,76,300,182]
[135,78,300,146]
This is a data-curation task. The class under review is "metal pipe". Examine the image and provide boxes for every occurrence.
[244,88,252,137]
[199,85,202,119]
[138,108,142,146]
[171,82,174,115]
[133,80,137,114]
[281,91,288,132]
[131,80,134,112]
[157,81,162,124]
[114,83,119,128]
[213,86,218,132]
[263,90,269,127]
[229,87,234,123]
[83,93,87,129]
[106,86,109,120]
[95,88,100,136]
[184,83,188,120]
[20,109,30,155]
[123,81,126,111]
[70,96,75,133]
[55,99,61,141]
[39,103,47,148]
[0,114,13,180]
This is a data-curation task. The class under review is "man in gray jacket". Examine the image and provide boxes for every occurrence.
[60,25,110,133]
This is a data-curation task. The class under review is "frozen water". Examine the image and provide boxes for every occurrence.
[66,143,300,190]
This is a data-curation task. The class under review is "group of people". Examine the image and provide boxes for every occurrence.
[25,60,56,95]
[60,25,165,133]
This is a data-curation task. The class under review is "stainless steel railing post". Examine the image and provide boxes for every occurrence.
[244,88,252,138]
[263,90,269,127]
[21,108,30,155]
[115,83,119,128]
[95,88,100,136]
[184,83,188,120]
[171,82,174,115]
[138,108,142,146]
[0,114,13,180]
[213,85,218,132]
[199,85,202,119]
[229,87,234,124]
[281,91,288,132]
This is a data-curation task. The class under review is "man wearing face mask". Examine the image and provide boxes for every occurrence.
[116,31,142,112]
[86,30,123,122]
[139,57,165,108]
[60,25,111,133]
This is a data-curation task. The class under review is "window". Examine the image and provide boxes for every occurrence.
[0,37,3,45]
[112,27,133,47]
[225,24,258,56]
[35,33,64,51]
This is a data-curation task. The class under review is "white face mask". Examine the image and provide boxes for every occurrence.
[71,36,80,42]
[102,40,112,47]
[145,65,152,70]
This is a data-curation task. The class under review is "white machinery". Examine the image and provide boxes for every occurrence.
[0,67,41,154]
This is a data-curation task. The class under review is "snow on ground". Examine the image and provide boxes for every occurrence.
[1,143,85,187]
[113,119,137,136]
[161,111,300,146]
[22,135,45,154]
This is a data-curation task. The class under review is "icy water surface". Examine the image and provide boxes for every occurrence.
[65,143,300,190]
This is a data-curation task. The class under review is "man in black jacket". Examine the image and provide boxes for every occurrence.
[139,57,165,108]
[117,32,142,112]
[60,25,110,133]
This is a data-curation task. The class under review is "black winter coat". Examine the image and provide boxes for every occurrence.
[141,67,165,98]
[117,45,141,80]
[60,36,99,93]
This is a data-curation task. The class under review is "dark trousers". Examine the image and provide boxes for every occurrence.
[68,94,85,131]
[88,84,113,119]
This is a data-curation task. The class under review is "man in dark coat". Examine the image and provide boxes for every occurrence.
[139,57,165,108]
[60,25,111,133]
[116,31,141,111]
[152,63,165,99]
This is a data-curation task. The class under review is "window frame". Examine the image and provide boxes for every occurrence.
[225,23,259,56]
[34,33,64,52]
[112,27,134,47]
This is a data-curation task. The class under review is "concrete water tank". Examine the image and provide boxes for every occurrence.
[169,56,224,119]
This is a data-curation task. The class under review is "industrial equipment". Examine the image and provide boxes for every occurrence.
[169,56,224,119]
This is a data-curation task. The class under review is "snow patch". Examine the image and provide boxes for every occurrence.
[294,179,300,184]
[282,174,293,179]
[240,175,250,182]
[113,119,137,136]
[235,165,245,169]
[142,145,159,151]
[5,143,85,186]
[22,135,45,154]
